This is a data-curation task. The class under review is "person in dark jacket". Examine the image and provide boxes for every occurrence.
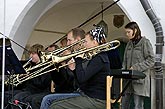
[122,22,154,109]
[40,28,85,109]
[30,44,78,109]
[47,26,111,109]
[12,44,52,108]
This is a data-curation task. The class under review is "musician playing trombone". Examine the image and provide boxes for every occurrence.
[40,28,85,109]
[45,26,111,109]
[30,44,61,109]
[12,44,52,108]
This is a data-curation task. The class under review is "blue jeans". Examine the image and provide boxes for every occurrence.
[40,92,80,109]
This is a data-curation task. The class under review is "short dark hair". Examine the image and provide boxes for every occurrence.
[60,37,67,47]
[48,44,59,49]
[68,28,85,39]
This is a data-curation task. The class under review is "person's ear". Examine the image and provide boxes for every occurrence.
[134,29,137,33]
[132,29,137,36]
[93,39,98,45]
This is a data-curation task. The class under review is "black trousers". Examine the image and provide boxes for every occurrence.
[0,90,22,108]
[31,93,50,109]
[13,91,49,109]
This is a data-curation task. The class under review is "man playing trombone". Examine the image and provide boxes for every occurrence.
[40,28,86,109]
[44,26,112,109]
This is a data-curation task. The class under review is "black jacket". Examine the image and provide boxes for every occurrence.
[75,52,111,100]
[51,66,76,93]
[24,62,52,94]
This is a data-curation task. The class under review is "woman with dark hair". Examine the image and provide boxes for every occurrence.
[122,21,155,109]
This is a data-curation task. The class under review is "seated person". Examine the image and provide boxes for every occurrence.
[11,44,52,108]
[32,39,81,109]
[43,26,111,109]
[40,27,85,109]
[107,48,122,99]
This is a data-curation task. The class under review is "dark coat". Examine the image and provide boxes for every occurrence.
[75,52,111,100]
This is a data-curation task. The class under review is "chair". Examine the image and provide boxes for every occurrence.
[51,81,55,93]
[106,76,113,109]
[106,76,122,109]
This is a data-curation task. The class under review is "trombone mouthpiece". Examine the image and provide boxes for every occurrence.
[28,57,33,62]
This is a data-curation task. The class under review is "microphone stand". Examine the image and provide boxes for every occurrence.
[0,32,30,109]
[7,100,32,109]
[1,32,6,109]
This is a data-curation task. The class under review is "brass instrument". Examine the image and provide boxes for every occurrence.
[5,58,32,86]
[26,39,85,72]
[27,38,85,77]
[23,58,32,68]
[5,40,120,86]
[5,39,85,86]
[52,40,120,63]
[5,60,74,86]
[5,61,54,86]
[40,39,85,62]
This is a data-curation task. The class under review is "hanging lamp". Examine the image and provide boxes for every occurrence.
[97,2,108,37]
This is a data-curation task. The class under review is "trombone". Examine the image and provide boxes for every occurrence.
[40,39,85,62]
[52,40,120,64]
[5,39,120,86]
[5,39,85,86]
[28,38,85,72]
[5,60,75,86]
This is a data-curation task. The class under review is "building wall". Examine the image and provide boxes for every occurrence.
[117,0,164,63]
[0,0,164,62]
[0,0,30,36]
[0,0,164,108]
[0,0,62,59]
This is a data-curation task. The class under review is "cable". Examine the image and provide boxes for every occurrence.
[48,0,120,46]
[0,32,30,53]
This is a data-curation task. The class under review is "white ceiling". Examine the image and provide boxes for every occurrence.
[28,0,129,47]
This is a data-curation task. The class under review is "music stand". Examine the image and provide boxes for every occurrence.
[0,38,26,109]
[0,38,26,75]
